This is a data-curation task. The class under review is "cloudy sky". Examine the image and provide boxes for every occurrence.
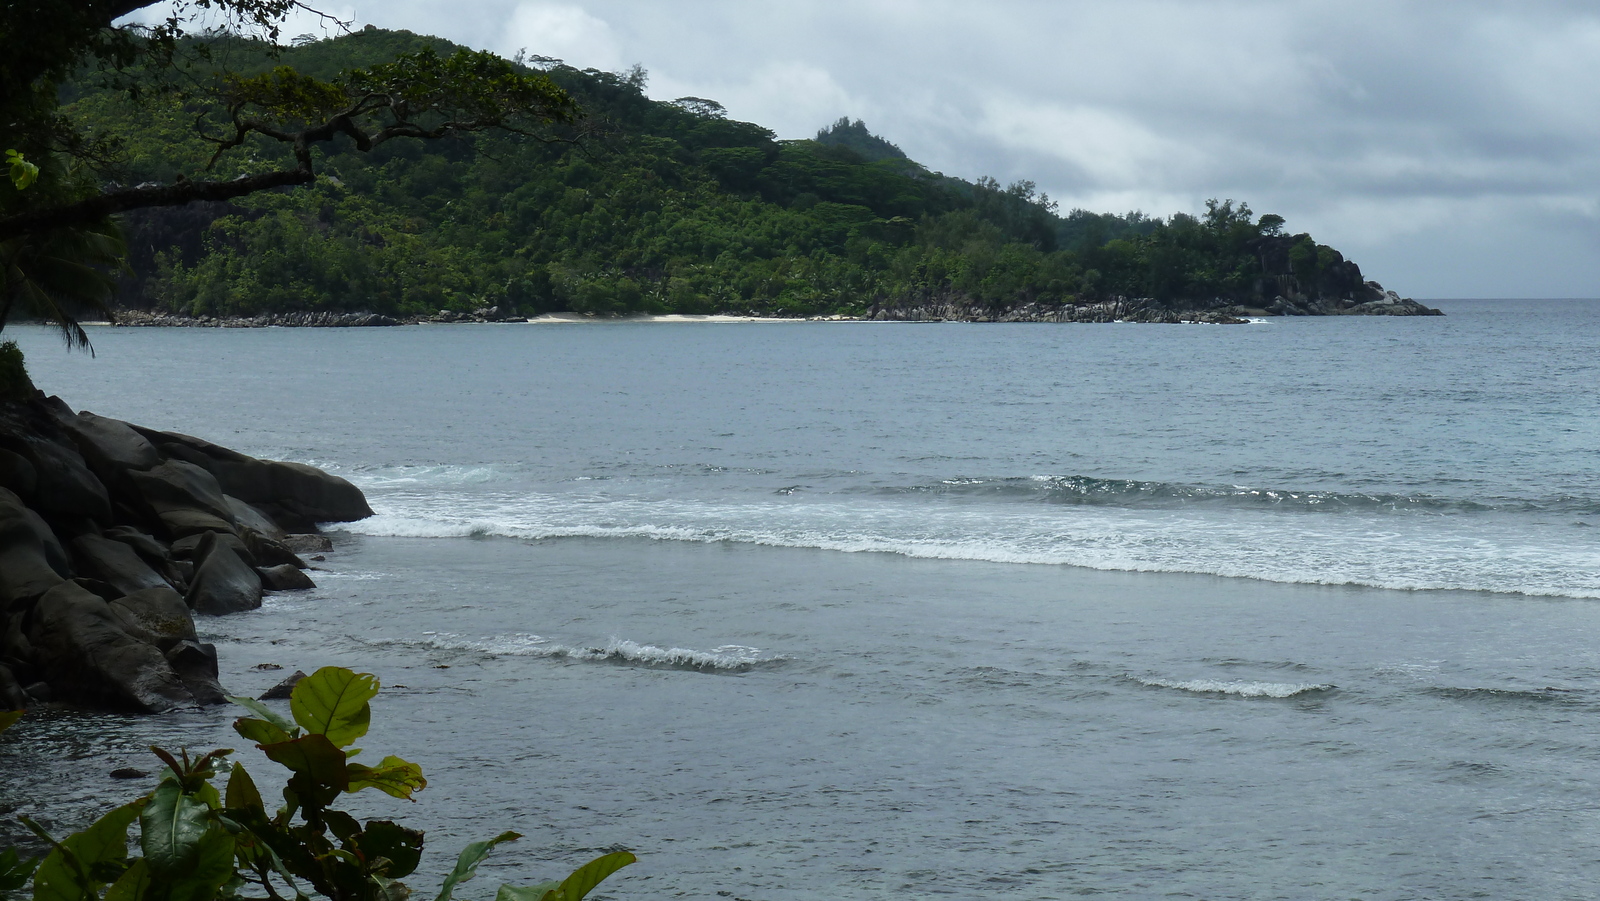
[142,1,1600,298]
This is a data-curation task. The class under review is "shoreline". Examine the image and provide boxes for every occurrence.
[100,293,1443,330]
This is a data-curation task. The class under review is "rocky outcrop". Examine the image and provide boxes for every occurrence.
[114,310,405,328]
[112,306,530,328]
[866,279,1441,324]
[0,395,369,714]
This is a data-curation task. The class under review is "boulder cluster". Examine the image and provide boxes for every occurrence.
[867,281,1443,323]
[0,395,372,714]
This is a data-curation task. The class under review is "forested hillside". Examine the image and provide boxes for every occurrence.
[79,27,1420,320]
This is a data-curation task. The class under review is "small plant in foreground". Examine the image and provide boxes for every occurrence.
[0,667,633,900]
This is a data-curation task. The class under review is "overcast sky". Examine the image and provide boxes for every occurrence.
[140,1,1600,298]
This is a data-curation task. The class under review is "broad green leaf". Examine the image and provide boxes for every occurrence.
[358,821,424,880]
[0,847,39,892]
[290,667,377,748]
[346,756,428,799]
[233,717,292,746]
[228,697,298,737]
[0,710,21,735]
[495,883,558,901]
[224,763,264,812]
[156,828,234,901]
[433,832,520,901]
[32,800,143,901]
[260,733,349,791]
[549,852,636,901]
[5,150,38,191]
[139,783,213,877]
[102,858,149,901]
[373,874,412,901]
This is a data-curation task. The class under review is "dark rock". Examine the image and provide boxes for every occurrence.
[102,525,169,564]
[225,495,286,540]
[23,681,49,702]
[23,507,71,577]
[259,669,307,700]
[127,459,237,537]
[2,615,33,671]
[0,486,67,607]
[25,438,112,527]
[179,530,258,568]
[29,581,196,712]
[0,664,25,710]
[109,586,197,650]
[63,412,162,478]
[184,541,262,615]
[267,461,374,524]
[240,530,303,569]
[164,640,225,705]
[282,533,333,553]
[71,534,171,596]
[110,767,148,779]
[258,563,315,591]
[72,577,122,603]
[0,449,37,500]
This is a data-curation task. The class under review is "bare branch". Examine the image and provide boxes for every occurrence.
[0,169,314,241]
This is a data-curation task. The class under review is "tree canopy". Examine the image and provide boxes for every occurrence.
[0,0,581,343]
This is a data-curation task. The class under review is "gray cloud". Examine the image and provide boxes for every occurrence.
[130,1,1600,297]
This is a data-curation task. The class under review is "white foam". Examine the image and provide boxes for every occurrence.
[1138,678,1333,698]
[341,490,1600,599]
[393,632,777,671]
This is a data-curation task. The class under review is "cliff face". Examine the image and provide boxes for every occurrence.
[0,395,372,714]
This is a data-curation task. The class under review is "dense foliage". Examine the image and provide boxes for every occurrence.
[0,666,635,901]
[86,28,1376,319]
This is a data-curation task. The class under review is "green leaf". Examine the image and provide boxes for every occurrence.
[346,756,427,799]
[228,696,298,737]
[289,667,378,748]
[156,829,234,901]
[548,852,636,901]
[433,832,520,901]
[0,710,21,735]
[259,733,349,791]
[102,858,149,901]
[5,150,38,191]
[0,847,39,893]
[30,800,144,901]
[138,783,213,877]
[357,821,424,880]
[224,763,263,812]
[495,882,558,901]
[233,717,293,746]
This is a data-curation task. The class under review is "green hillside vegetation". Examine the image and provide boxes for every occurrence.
[82,27,1383,319]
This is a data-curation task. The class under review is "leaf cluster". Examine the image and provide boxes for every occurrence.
[0,666,634,901]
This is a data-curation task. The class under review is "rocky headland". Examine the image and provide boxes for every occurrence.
[0,392,372,714]
[108,283,1441,329]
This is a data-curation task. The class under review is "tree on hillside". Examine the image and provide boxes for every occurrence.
[0,0,584,342]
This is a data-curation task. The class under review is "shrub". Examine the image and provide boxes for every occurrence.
[0,667,634,901]
[0,341,34,403]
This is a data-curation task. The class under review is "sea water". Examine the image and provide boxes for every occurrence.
[2,299,1599,899]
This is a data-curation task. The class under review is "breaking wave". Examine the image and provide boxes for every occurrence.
[371,631,781,673]
[1135,677,1336,698]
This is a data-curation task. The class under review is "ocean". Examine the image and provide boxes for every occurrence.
[3,298,1599,899]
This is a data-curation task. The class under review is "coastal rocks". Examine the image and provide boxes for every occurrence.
[0,394,372,714]
[185,536,262,615]
[113,310,403,328]
[865,282,1441,323]
[28,581,197,713]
